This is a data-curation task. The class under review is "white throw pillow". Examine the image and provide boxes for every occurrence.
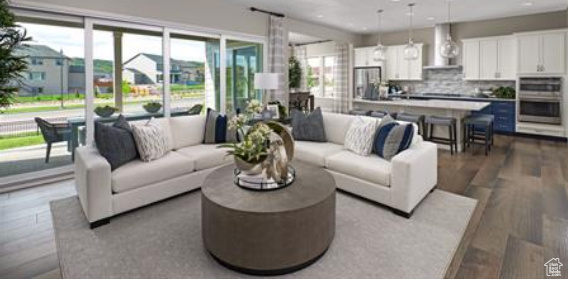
[131,118,170,162]
[344,116,377,156]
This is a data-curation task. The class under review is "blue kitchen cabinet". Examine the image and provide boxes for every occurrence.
[474,101,516,134]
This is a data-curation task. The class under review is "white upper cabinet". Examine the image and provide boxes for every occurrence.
[517,31,565,75]
[463,36,516,80]
[354,47,381,67]
[386,46,399,80]
[385,44,423,81]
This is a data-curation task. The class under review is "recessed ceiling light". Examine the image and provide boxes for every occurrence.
[391,0,401,2]
[522,1,533,6]
[362,27,368,31]
[427,17,436,21]
[406,12,415,16]
[317,14,324,18]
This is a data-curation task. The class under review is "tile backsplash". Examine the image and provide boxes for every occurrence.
[390,68,516,96]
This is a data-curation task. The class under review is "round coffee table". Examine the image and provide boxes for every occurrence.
[201,161,336,276]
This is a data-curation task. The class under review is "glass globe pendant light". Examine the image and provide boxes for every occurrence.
[373,9,387,62]
[403,3,419,61]
[440,0,460,59]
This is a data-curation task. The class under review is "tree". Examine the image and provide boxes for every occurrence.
[121,80,131,96]
[0,0,31,110]
[288,56,302,90]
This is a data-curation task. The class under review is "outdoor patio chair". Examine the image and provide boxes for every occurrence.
[188,104,203,115]
[35,117,71,163]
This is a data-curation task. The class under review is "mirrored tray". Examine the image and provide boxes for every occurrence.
[234,166,296,192]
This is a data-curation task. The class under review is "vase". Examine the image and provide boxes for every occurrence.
[234,156,263,175]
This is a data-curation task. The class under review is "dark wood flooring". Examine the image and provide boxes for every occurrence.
[0,135,567,278]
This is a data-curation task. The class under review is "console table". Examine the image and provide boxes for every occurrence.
[201,162,336,275]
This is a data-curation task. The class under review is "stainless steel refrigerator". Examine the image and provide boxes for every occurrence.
[353,67,382,101]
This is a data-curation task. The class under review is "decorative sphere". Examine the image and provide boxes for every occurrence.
[373,44,387,62]
[440,39,460,59]
[403,43,420,61]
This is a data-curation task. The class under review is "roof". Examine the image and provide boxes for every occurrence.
[14,45,71,59]
[123,53,203,68]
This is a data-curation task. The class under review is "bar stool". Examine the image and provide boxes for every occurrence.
[425,116,458,155]
[369,110,389,118]
[464,114,495,156]
[396,112,426,137]
[349,109,372,116]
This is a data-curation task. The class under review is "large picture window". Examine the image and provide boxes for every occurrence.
[307,55,335,98]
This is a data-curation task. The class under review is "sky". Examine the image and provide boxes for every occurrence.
[20,23,207,62]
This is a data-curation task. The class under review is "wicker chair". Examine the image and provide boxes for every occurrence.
[35,117,71,163]
[188,104,203,115]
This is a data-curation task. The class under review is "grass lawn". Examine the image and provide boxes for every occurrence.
[0,135,44,151]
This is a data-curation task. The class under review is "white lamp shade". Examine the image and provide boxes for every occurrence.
[254,73,280,90]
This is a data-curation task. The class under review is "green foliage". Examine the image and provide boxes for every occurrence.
[71,58,113,74]
[121,80,131,94]
[0,134,44,151]
[288,56,302,89]
[143,101,162,113]
[306,66,318,89]
[493,86,516,99]
[0,0,31,110]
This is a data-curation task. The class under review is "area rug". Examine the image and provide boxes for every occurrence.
[51,190,476,278]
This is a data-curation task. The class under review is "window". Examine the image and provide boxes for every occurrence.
[32,87,44,94]
[56,58,64,66]
[307,56,336,97]
[30,57,44,65]
[29,72,46,81]
[157,74,164,83]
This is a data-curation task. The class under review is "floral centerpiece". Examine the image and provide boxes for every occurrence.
[219,99,294,184]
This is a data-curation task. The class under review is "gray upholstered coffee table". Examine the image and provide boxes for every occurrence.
[201,161,336,276]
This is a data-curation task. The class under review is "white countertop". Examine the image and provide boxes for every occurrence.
[353,99,491,111]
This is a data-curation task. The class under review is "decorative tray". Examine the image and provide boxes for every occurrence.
[234,166,296,192]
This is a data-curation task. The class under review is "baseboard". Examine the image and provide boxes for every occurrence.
[0,165,74,193]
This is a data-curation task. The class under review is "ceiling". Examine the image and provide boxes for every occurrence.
[231,0,568,34]
[289,32,325,44]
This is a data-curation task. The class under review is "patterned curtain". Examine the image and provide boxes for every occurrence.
[333,42,350,113]
[268,15,289,106]
[294,45,308,91]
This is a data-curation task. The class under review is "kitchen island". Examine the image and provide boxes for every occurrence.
[353,99,491,152]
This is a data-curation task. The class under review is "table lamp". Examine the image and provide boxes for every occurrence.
[254,73,280,104]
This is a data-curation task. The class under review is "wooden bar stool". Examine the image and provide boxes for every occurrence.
[425,116,458,155]
[464,114,494,156]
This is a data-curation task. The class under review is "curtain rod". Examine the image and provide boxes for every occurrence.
[250,7,285,18]
[291,40,333,47]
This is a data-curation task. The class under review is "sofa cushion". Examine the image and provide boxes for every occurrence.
[94,115,138,171]
[291,107,327,142]
[322,113,355,145]
[169,115,206,149]
[111,151,195,193]
[374,117,414,161]
[326,150,392,187]
[131,118,171,162]
[294,141,344,167]
[344,116,377,156]
[176,144,232,171]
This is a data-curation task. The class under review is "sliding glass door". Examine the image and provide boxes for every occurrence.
[226,40,263,114]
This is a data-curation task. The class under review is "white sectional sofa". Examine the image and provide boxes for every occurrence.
[75,112,437,228]
[294,113,438,217]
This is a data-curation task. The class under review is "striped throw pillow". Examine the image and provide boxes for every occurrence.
[373,117,414,161]
[204,108,238,144]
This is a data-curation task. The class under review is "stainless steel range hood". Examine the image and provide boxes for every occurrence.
[423,24,462,70]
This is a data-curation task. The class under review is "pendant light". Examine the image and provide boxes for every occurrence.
[373,9,386,62]
[440,0,459,59]
[403,3,419,61]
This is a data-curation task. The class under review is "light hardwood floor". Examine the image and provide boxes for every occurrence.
[0,135,567,278]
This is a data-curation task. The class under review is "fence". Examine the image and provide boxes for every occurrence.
[0,117,68,138]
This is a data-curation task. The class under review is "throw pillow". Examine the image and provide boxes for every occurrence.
[94,115,138,170]
[344,116,377,156]
[131,118,170,162]
[373,117,414,161]
[291,107,327,142]
[204,108,239,144]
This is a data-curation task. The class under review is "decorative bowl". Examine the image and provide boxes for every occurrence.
[94,106,117,117]
[143,102,162,113]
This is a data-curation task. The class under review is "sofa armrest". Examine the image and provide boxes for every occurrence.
[74,146,112,223]
[390,141,438,213]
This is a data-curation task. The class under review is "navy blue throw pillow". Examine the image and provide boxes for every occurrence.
[374,121,414,161]
[204,108,238,144]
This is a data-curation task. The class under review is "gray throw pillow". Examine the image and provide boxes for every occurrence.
[291,107,327,142]
[131,118,170,162]
[95,115,138,170]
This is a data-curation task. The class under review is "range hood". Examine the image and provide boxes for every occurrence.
[423,24,462,70]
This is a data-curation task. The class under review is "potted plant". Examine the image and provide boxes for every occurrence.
[143,101,162,113]
[94,105,118,117]
[289,56,302,93]
[219,99,273,175]
[0,0,31,112]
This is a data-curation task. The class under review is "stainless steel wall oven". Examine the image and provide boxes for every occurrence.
[518,78,563,125]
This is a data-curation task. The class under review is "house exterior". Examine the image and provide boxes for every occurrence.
[123,53,204,85]
[13,45,71,96]
[68,65,113,94]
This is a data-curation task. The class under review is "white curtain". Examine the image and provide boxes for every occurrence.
[333,42,350,113]
[268,15,289,106]
[294,45,308,91]
[204,42,218,111]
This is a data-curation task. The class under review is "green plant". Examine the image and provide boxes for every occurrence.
[219,117,272,164]
[493,86,516,99]
[121,80,131,94]
[143,101,162,113]
[94,105,118,117]
[306,66,317,89]
[0,0,31,110]
[289,56,302,89]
